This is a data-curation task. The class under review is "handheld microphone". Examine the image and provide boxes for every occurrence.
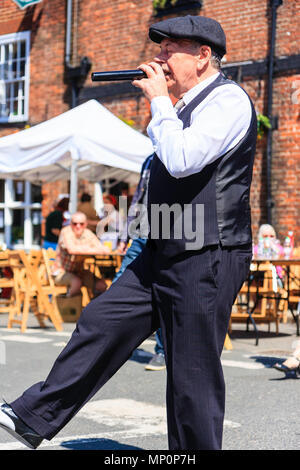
[91,69,147,82]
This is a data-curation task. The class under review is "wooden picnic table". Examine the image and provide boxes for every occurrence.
[230,257,300,345]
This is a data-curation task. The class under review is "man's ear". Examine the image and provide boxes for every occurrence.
[196,45,211,72]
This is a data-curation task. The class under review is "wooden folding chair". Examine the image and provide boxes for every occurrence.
[231,261,281,335]
[7,250,63,333]
[6,250,36,331]
[41,248,70,317]
[0,250,20,319]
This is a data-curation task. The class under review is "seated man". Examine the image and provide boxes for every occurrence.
[53,211,110,297]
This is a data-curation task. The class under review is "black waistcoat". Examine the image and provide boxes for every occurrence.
[147,73,257,257]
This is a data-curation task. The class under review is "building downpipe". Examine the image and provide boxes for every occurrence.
[266,0,282,224]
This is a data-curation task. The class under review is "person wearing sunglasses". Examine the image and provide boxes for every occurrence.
[53,211,110,297]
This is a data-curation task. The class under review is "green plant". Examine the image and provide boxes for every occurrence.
[153,0,178,12]
[12,226,24,241]
[257,113,272,140]
[118,116,136,128]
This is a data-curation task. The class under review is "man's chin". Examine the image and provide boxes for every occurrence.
[167,83,180,99]
[166,79,176,91]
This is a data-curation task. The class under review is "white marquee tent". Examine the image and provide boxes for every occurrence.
[0,99,154,212]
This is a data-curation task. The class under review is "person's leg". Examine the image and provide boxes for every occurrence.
[94,277,108,294]
[144,328,166,371]
[69,275,82,296]
[113,238,147,283]
[81,269,107,296]
[9,247,158,441]
[154,244,252,450]
[55,271,82,297]
[154,328,164,356]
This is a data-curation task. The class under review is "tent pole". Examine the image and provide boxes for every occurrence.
[70,158,78,214]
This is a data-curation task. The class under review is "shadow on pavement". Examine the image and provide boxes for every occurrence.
[61,438,142,450]
[249,355,284,367]
[230,328,291,341]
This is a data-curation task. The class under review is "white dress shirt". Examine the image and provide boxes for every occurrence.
[147,72,252,178]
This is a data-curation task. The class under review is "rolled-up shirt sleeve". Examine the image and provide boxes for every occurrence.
[147,84,252,178]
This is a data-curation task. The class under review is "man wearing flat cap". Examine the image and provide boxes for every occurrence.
[0,16,256,451]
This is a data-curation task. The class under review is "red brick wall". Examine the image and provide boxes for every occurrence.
[0,0,299,245]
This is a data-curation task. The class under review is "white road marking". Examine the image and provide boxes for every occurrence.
[224,419,241,428]
[0,328,72,337]
[0,330,264,370]
[0,335,51,344]
[0,400,241,451]
[140,339,155,346]
[221,359,264,370]
[77,398,167,434]
[0,398,168,450]
[40,331,73,338]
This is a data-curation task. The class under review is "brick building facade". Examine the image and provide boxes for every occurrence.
[0,0,299,247]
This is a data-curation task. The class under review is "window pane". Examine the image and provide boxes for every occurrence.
[12,209,24,244]
[5,82,10,100]
[12,42,18,58]
[20,98,24,116]
[20,59,25,78]
[0,210,4,246]
[31,184,42,203]
[32,210,42,245]
[0,103,8,118]
[3,44,8,62]
[19,81,24,98]
[13,180,24,202]
[3,61,11,81]
[0,63,4,81]
[0,180,4,203]
[13,99,18,116]
[12,59,17,78]
[20,41,26,58]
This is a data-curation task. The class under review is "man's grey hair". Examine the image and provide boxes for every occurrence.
[187,39,222,70]
[209,49,222,70]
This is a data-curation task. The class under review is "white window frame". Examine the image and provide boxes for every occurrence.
[0,31,30,123]
[0,179,42,250]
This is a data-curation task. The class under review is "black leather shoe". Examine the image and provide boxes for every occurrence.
[0,403,43,449]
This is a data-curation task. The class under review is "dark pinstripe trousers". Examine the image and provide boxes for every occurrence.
[11,242,252,450]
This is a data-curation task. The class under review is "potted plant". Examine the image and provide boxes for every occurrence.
[153,0,202,15]
[153,0,178,11]
[257,113,272,140]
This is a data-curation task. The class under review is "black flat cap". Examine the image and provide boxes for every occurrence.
[149,15,226,57]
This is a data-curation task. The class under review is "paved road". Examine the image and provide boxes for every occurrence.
[0,313,299,451]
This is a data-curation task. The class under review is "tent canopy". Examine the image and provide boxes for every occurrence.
[0,99,153,186]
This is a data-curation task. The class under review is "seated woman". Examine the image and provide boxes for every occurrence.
[253,224,284,259]
[96,194,126,251]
